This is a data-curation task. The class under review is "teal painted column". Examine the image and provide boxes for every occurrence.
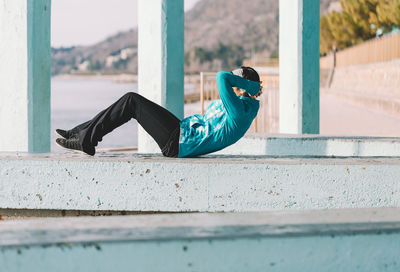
[279,0,320,134]
[0,0,51,152]
[138,0,184,153]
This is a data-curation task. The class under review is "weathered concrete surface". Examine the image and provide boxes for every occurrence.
[216,134,400,156]
[1,153,400,212]
[2,207,400,245]
[1,208,400,271]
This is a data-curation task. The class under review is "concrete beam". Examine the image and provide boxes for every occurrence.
[0,0,51,152]
[279,0,320,134]
[138,0,184,153]
[1,154,400,212]
[216,134,400,156]
[1,208,400,271]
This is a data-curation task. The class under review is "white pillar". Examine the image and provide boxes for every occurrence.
[279,0,320,134]
[138,0,184,153]
[0,0,51,152]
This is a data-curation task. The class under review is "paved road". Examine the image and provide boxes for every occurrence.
[320,94,400,137]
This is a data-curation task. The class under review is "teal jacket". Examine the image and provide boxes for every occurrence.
[177,71,260,158]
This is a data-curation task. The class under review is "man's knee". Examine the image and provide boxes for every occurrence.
[123,92,139,99]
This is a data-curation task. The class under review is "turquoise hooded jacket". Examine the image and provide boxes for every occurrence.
[178,71,260,158]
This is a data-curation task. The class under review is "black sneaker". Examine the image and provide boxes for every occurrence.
[56,138,95,156]
[55,129,76,139]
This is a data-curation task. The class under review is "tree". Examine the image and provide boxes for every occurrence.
[320,0,400,54]
[90,60,102,71]
[191,43,245,70]
[376,0,400,28]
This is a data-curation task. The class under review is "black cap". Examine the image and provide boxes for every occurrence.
[231,66,260,82]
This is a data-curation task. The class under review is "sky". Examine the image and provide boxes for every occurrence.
[51,0,201,47]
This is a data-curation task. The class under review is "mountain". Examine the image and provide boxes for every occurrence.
[52,0,337,75]
[52,29,138,75]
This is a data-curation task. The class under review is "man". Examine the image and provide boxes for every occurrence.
[56,66,263,157]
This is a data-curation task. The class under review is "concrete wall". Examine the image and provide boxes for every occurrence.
[323,59,400,117]
[329,59,400,97]
[4,234,399,272]
[1,154,400,212]
[1,208,400,271]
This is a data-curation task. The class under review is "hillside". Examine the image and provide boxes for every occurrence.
[52,0,336,75]
[52,29,138,75]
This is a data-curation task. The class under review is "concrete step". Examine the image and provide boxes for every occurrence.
[1,153,400,212]
[1,207,400,271]
[217,134,400,156]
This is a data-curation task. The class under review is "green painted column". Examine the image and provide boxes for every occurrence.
[279,0,320,134]
[0,0,51,152]
[138,0,184,153]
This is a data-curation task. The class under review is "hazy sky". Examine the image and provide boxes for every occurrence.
[51,0,201,47]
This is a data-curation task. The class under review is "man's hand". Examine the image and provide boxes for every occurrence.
[255,81,263,97]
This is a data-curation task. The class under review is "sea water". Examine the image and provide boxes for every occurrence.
[52,77,138,152]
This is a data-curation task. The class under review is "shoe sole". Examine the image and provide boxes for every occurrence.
[55,140,86,155]
[55,130,79,140]
[54,130,66,139]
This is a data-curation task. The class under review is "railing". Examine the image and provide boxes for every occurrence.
[242,58,279,67]
[320,33,400,68]
[200,71,279,133]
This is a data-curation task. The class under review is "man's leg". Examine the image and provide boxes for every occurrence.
[60,92,180,155]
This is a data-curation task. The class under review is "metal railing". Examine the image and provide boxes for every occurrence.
[200,71,279,133]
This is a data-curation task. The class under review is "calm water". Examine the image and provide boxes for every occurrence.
[51,77,139,152]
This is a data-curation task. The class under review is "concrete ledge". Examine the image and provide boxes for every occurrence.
[217,134,400,156]
[1,207,400,246]
[1,153,400,212]
[1,208,400,271]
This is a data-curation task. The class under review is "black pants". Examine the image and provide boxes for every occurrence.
[68,92,181,157]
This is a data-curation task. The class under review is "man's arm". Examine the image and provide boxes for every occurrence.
[216,71,260,119]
